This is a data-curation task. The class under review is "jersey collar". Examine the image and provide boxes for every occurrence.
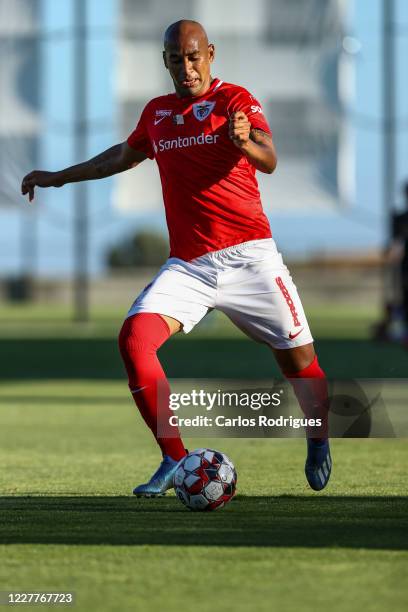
[174,77,223,101]
[202,77,223,96]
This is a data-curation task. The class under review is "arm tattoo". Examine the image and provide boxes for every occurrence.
[250,128,272,146]
[91,145,122,178]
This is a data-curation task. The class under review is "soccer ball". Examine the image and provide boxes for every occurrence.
[173,448,237,511]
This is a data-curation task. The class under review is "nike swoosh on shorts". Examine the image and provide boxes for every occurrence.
[289,328,303,340]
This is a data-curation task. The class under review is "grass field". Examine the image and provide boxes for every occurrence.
[0,306,407,611]
[0,304,407,379]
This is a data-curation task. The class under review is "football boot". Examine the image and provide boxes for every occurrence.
[133,455,181,497]
[305,438,332,491]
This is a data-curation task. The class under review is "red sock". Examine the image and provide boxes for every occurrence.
[284,355,329,440]
[118,313,187,461]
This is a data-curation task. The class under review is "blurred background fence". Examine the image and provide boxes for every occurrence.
[1,0,407,357]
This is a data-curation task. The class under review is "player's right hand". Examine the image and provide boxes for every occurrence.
[21,170,64,202]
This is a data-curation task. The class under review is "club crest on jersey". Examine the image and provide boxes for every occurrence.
[192,100,215,121]
[154,109,172,125]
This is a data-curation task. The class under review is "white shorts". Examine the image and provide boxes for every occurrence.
[126,238,313,350]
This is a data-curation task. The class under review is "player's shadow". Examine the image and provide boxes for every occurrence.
[0,495,407,549]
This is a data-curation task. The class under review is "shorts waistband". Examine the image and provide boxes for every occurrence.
[196,238,275,260]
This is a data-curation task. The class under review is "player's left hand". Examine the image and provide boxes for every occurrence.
[229,111,251,149]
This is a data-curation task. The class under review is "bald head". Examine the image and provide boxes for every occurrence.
[164,20,208,50]
[163,20,215,98]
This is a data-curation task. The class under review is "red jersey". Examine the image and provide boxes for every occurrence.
[127,78,272,261]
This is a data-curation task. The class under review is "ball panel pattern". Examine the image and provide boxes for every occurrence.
[183,454,201,472]
[173,448,237,511]
[174,466,185,487]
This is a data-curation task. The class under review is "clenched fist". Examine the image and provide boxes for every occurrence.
[21,170,64,202]
[229,111,251,149]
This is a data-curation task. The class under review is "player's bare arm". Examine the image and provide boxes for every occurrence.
[21,142,147,202]
[229,111,277,174]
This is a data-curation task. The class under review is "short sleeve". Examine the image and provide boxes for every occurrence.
[229,89,272,135]
[127,103,155,159]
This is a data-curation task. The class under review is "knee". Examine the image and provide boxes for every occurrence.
[119,313,171,388]
[275,343,316,376]
[118,316,140,358]
[118,313,170,360]
[285,354,326,380]
[119,315,151,362]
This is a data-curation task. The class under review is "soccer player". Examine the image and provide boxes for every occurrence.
[21,20,331,495]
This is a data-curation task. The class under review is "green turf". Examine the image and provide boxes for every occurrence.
[0,381,407,611]
[2,303,407,380]
[1,305,407,610]
[0,302,382,339]
[1,335,407,379]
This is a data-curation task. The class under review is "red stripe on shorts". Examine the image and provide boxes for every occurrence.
[275,276,301,327]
